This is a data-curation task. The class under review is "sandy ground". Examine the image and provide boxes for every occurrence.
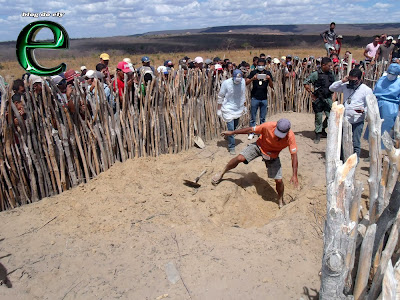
[0,112,370,300]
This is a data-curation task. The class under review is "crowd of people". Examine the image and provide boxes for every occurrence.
[1,22,400,208]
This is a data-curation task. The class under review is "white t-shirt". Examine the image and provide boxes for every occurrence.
[365,43,380,60]
[217,78,246,123]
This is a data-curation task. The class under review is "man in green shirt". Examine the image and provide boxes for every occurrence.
[303,57,335,144]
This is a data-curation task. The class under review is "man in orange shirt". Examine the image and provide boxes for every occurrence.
[212,118,299,208]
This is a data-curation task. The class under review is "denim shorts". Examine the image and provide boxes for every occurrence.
[240,143,282,179]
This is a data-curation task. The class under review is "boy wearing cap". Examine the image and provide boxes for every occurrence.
[138,56,155,74]
[217,69,247,155]
[99,53,111,80]
[212,118,299,208]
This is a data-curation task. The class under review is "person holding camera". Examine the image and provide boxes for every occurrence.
[246,58,274,140]
[303,57,335,144]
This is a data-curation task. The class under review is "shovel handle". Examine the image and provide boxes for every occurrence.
[195,170,207,183]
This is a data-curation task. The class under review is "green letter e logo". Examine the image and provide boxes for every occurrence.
[16,21,69,76]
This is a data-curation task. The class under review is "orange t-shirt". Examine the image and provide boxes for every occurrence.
[253,122,298,158]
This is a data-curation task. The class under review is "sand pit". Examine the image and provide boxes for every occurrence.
[0,112,371,299]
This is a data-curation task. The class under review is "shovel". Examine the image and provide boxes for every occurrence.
[183,170,207,188]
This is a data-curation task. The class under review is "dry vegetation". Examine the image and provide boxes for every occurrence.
[0,47,364,82]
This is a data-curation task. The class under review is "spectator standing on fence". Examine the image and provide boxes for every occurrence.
[211,118,299,208]
[246,58,274,140]
[364,35,380,65]
[303,57,335,144]
[217,69,247,155]
[376,36,395,63]
[329,68,372,158]
[320,22,337,56]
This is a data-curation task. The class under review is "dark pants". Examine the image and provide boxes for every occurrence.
[250,98,268,127]
[352,121,364,158]
[227,118,239,150]
[313,98,332,133]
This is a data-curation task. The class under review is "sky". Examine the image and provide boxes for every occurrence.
[0,0,399,42]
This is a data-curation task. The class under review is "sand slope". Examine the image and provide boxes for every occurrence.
[0,112,370,299]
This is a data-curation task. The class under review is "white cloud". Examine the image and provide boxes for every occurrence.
[0,0,398,42]
[372,2,391,9]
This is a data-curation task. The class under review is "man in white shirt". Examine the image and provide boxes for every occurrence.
[217,69,247,155]
[364,35,380,65]
[329,68,373,158]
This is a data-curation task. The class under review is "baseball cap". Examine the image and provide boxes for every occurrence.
[273,58,280,64]
[141,56,150,63]
[393,40,397,44]
[80,66,87,71]
[164,60,173,67]
[157,66,169,74]
[123,58,132,64]
[274,119,291,138]
[194,57,203,64]
[99,53,110,60]
[64,69,78,83]
[29,74,43,85]
[204,59,212,65]
[85,70,104,79]
[232,69,243,79]
[294,56,299,60]
[281,56,286,61]
[51,75,63,85]
[287,55,292,58]
[387,36,394,40]
[117,61,131,73]
[337,35,343,39]
[214,64,223,70]
[213,57,221,62]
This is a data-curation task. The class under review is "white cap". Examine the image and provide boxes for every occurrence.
[29,74,43,85]
[194,56,203,64]
[387,36,394,40]
[123,58,132,64]
[157,66,168,73]
[85,70,104,79]
[273,58,280,64]
[51,75,63,84]
[80,66,87,71]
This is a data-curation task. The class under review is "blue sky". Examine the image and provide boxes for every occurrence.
[0,0,399,42]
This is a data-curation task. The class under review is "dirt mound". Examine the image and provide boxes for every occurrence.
[0,112,370,299]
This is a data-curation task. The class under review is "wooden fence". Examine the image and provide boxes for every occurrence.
[320,96,400,299]
[0,59,388,212]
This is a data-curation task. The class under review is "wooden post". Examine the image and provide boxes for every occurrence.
[320,102,358,299]
[353,224,377,300]
[366,94,383,224]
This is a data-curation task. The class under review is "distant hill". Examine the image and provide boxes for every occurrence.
[0,23,399,61]
[142,23,400,37]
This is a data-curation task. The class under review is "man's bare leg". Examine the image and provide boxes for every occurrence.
[275,179,285,208]
[212,154,246,184]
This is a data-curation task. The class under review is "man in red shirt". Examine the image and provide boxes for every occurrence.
[113,61,131,103]
[212,118,299,208]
